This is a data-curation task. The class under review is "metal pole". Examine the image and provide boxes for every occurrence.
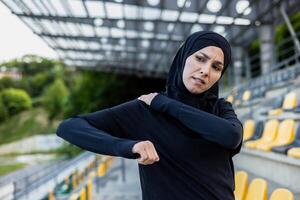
[121,158,126,182]
[280,4,300,54]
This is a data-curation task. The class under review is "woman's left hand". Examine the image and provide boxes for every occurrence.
[138,92,158,105]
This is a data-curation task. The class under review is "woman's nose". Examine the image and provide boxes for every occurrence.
[200,64,210,77]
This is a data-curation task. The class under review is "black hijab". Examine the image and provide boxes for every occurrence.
[163,31,231,114]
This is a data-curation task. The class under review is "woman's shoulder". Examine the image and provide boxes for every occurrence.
[216,97,234,109]
[108,98,149,114]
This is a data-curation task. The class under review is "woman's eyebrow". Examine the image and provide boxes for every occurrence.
[198,52,224,66]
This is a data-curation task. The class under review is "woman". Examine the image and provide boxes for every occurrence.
[57,31,243,200]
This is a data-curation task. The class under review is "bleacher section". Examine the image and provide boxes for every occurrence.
[234,170,295,200]
[229,63,300,199]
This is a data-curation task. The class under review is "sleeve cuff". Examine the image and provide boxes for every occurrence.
[117,140,141,159]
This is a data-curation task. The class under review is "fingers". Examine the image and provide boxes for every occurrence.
[133,141,160,165]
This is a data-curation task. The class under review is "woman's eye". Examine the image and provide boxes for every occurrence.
[213,65,221,71]
[196,56,204,62]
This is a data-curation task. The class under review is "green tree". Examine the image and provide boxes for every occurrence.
[1,88,32,115]
[43,79,69,121]
[0,96,8,122]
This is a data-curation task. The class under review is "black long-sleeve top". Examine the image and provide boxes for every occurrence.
[56,94,243,200]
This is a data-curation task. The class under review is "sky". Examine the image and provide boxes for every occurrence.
[0,2,57,63]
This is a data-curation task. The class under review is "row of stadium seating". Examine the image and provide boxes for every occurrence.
[234,170,295,200]
[228,64,300,105]
[242,119,300,157]
[44,156,114,200]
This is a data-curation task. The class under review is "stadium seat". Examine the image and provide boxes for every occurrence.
[243,90,251,102]
[287,147,300,158]
[227,95,234,103]
[282,92,297,111]
[234,171,248,200]
[268,97,284,116]
[256,119,295,151]
[244,120,279,149]
[245,178,268,200]
[244,121,264,142]
[243,120,255,141]
[272,123,300,154]
[269,188,294,200]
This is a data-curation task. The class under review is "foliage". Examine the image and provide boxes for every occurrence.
[42,79,69,120]
[0,107,58,145]
[0,96,8,122]
[54,143,83,158]
[63,71,165,118]
[0,163,26,176]
[1,88,32,115]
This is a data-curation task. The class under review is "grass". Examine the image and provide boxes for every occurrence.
[0,163,27,176]
[0,107,60,145]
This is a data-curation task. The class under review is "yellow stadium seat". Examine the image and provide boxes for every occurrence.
[245,178,268,200]
[48,189,55,200]
[282,92,297,110]
[243,120,255,141]
[256,119,295,151]
[69,193,79,200]
[287,147,300,158]
[268,108,283,116]
[97,163,107,177]
[87,180,93,200]
[234,171,248,200]
[243,90,251,102]
[269,188,294,200]
[80,187,86,200]
[227,95,234,103]
[245,120,279,149]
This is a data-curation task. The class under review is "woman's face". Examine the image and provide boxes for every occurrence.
[182,46,224,94]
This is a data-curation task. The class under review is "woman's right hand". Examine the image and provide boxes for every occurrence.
[132,140,160,165]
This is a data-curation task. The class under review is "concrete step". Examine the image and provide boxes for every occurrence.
[94,158,142,200]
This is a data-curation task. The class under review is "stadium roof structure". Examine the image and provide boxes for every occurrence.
[1,0,300,78]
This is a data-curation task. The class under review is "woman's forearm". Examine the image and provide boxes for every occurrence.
[150,94,242,149]
[56,117,140,159]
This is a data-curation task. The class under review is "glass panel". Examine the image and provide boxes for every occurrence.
[106,2,123,19]
[234,18,250,25]
[124,4,138,19]
[180,12,198,22]
[142,7,161,20]
[198,14,216,23]
[216,16,234,25]
[40,20,57,35]
[111,28,125,37]
[95,27,110,37]
[85,1,105,17]
[89,42,100,49]
[51,0,68,16]
[23,18,42,34]
[80,24,95,36]
[22,0,41,15]
[141,32,154,39]
[69,0,87,17]
[126,30,138,38]
[161,10,179,21]
[66,22,79,36]
[2,0,23,13]
[78,41,88,49]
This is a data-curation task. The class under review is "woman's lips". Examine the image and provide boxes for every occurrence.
[192,77,206,85]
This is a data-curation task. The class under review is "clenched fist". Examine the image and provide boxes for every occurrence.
[132,140,160,165]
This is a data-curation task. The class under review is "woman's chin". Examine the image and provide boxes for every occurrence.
[188,86,205,95]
